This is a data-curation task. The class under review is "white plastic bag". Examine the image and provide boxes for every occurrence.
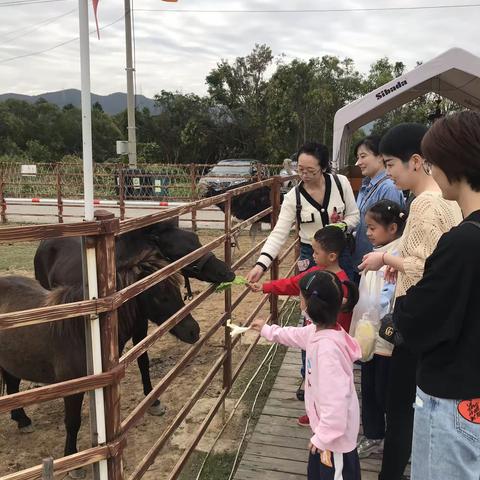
[350,273,381,362]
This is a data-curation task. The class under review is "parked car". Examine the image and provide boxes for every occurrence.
[198,159,268,195]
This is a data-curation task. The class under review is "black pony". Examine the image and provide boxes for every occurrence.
[33,219,235,417]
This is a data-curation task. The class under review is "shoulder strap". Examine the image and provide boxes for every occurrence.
[295,185,302,228]
[358,175,389,211]
[464,220,480,229]
[332,173,345,204]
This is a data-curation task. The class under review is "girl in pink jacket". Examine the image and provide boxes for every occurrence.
[251,270,362,480]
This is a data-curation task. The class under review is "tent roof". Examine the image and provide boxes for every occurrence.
[332,48,480,169]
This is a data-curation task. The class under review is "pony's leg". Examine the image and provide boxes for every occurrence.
[132,325,165,416]
[3,370,33,432]
[64,393,86,479]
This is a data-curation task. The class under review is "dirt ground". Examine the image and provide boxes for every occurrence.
[0,230,297,479]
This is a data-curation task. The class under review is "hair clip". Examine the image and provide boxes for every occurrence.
[399,212,405,218]
[387,206,392,210]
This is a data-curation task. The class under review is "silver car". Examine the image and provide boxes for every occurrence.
[198,159,268,194]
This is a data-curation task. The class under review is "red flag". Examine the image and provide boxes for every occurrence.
[92,0,177,40]
[92,0,100,39]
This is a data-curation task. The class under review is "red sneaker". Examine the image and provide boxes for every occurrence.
[297,414,310,427]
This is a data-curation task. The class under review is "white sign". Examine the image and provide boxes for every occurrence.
[21,164,37,176]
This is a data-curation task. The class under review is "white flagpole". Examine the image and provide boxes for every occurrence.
[78,2,108,479]
[79,0,94,222]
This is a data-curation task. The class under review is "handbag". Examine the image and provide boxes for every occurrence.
[378,312,404,346]
[378,275,404,346]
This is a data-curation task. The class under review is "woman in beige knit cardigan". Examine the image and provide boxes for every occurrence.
[358,123,462,480]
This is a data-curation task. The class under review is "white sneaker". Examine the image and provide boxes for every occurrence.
[357,437,383,458]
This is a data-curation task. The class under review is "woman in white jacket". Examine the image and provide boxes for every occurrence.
[246,142,359,283]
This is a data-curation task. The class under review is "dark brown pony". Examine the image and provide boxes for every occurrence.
[0,252,197,478]
[33,219,235,418]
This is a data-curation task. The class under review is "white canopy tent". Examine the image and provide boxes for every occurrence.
[332,47,480,170]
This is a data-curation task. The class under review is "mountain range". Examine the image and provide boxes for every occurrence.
[0,89,159,115]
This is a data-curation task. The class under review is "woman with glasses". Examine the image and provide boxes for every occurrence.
[247,141,359,284]
[246,141,359,421]
[358,123,462,480]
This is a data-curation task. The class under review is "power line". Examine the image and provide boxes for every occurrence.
[134,3,480,13]
[0,0,71,7]
[0,9,76,43]
[0,14,124,64]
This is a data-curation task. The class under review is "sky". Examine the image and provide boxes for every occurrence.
[1,0,480,98]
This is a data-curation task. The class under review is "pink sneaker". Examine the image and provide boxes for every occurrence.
[297,414,310,427]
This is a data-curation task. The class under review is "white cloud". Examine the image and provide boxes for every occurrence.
[0,0,479,97]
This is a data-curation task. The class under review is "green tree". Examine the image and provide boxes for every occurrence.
[206,44,274,159]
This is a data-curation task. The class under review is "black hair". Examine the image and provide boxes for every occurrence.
[366,199,407,237]
[313,226,346,256]
[297,141,331,173]
[422,111,480,192]
[354,135,381,157]
[379,123,428,162]
[299,270,359,328]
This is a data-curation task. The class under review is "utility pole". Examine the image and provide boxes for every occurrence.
[124,0,137,167]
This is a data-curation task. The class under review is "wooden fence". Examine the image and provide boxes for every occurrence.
[0,176,299,480]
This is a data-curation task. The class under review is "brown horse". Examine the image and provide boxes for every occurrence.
[0,253,197,477]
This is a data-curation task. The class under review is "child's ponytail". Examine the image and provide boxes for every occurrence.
[299,270,359,328]
[367,199,407,236]
[341,280,359,313]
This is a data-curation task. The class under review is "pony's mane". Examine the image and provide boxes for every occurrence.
[48,249,182,340]
[117,250,182,289]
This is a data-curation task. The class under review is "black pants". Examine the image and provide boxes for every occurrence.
[361,354,390,439]
[308,449,361,480]
[378,345,417,480]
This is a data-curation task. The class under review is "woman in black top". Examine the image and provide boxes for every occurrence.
[394,111,480,480]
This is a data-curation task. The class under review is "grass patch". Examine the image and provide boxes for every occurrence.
[0,241,38,273]
[179,451,238,480]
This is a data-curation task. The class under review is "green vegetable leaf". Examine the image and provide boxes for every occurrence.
[215,275,248,292]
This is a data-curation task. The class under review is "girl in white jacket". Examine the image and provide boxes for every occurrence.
[351,199,407,459]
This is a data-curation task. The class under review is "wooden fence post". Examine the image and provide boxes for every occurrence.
[56,163,64,223]
[41,457,54,480]
[94,209,123,480]
[0,166,6,224]
[223,193,233,392]
[270,178,281,324]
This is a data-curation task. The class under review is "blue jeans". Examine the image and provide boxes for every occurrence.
[412,387,480,480]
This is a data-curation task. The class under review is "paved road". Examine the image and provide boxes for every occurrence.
[2,201,270,232]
